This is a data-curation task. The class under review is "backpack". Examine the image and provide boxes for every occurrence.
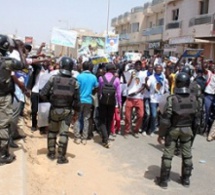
[100,76,116,106]
[50,76,76,108]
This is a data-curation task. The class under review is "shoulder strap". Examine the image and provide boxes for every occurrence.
[102,75,116,85]
[109,76,116,85]
[175,94,182,103]
[102,75,108,85]
[54,76,61,83]
[189,94,195,102]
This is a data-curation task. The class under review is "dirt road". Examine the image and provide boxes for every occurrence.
[23,120,129,195]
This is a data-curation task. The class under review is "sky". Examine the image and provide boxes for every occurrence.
[0,0,148,45]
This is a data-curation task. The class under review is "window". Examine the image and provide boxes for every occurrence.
[172,9,179,21]
[199,0,209,15]
[149,22,153,28]
[158,18,164,26]
[131,23,139,32]
[122,29,126,34]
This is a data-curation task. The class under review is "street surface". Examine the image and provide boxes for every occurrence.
[1,119,215,195]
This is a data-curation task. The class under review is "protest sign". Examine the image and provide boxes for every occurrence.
[51,28,77,48]
[182,49,204,58]
[124,52,141,62]
[105,35,119,53]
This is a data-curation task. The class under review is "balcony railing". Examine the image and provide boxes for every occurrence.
[143,25,164,36]
[151,0,164,6]
[119,34,130,40]
[131,6,144,13]
[189,13,213,27]
[166,21,182,30]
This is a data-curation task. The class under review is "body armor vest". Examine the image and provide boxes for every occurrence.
[50,76,76,108]
[0,58,14,96]
[171,94,197,127]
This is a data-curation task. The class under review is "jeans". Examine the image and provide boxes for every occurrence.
[74,103,92,139]
[204,94,215,133]
[141,98,151,133]
[149,103,158,134]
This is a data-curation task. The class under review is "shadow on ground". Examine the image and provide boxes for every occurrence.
[144,165,181,184]
[148,143,164,153]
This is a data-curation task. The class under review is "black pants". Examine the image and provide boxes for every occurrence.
[31,92,39,128]
[99,103,115,144]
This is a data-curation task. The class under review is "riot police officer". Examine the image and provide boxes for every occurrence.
[182,66,203,145]
[156,72,200,188]
[40,57,80,164]
[0,34,27,165]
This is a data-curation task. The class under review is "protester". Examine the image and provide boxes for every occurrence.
[124,60,145,138]
[98,63,121,148]
[74,61,98,145]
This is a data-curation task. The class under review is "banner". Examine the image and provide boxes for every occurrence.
[25,36,33,44]
[105,35,119,53]
[182,49,204,58]
[78,36,105,57]
[91,56,109,65]
[124,52,141,62]
[51,28,77,48]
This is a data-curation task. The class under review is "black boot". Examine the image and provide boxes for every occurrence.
[181,165,192,187]
[13,134,26,140]
[57,141,68,164]
[0,144,16,165]
[9,137,19,148]
[47,132,56,160]
[9,126,19,148]
[39,127,47,135]
[158,167,171,189]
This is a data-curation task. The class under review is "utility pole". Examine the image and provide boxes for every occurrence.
[106,0,110,36]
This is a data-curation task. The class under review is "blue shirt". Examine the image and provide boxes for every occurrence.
[77,71,98,104]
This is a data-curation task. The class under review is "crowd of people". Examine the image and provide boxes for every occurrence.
[1,33,215,187]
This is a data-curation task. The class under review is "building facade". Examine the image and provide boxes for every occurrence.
[112,6,145,56]
[111,0,215,59]
[142,0,165,56]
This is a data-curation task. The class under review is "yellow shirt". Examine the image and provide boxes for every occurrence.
[169,73,176,94]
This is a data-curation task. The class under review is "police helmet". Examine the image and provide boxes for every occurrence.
[175,72,190,94]
[24,44,32,52]
[59,57,74,76]
[0,34,10,51]
[181,66,192,76]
